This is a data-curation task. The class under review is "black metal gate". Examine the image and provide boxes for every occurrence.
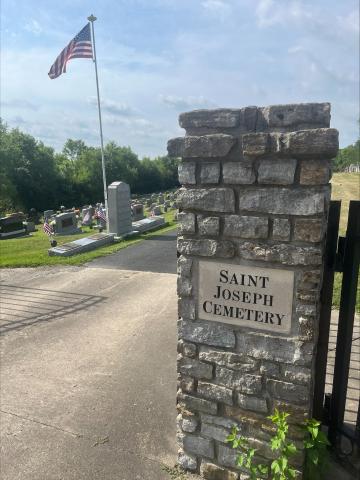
[313,200,360,461]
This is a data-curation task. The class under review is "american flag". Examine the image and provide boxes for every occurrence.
[96,208,107,223]
[43,220,53,236]
[48,23,93,79]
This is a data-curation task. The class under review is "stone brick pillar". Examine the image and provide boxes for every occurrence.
[168,103,338,479]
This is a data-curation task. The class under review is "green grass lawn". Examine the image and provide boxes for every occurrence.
[0,210,177,268]
[332,271,359,314]
[330,172,360,235]
[330,173,360,313]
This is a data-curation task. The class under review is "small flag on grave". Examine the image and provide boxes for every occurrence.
[96,208,107,224]
[43,220,54,236]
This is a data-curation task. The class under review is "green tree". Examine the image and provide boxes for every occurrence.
[0,120,61,213]
[153,155,179,191]
[136,157,162,193]
[104,142,140,187]
[333,140,360,172]
[0,121,180,213]
[62,139,88,161]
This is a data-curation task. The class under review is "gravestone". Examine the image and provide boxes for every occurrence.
[44,210,54,221]
[0,213,26,239]
[132,203,145,221]
[48,232,115,256]
[28,208,40,224]
[108,181,132,237]
[132,216,165,233]
[24,221,36,233]
[169,103,338,477]
[152,205,162,216]
[81,206,94,226]
[54,212,82,235]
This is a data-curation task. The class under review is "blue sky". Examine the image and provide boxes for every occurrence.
[1,0,359,157]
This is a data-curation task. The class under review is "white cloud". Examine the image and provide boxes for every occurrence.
[288,45,357,86]
[24,19,42,35]
[337,10,359,34]
[256,0,279,27]
[10,115,27,126]
[202,0,232,20]
[255,0,359,44]
[159,94,215,110]
[88,97,135,117]
[100,42,171,70]
[2,99,39,111]
[255,0,310,28]
[287,45,304,54]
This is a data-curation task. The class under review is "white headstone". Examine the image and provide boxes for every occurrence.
[108,181,132,236]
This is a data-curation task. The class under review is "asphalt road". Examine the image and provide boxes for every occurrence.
[0,232,180,480]
[88,230,177,274]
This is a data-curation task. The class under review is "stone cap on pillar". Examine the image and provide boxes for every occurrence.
[168,103,338,160]
[175,103,331,136]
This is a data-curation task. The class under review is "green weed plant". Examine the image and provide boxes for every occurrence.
[302,418,330,480]
[226,409,330,480]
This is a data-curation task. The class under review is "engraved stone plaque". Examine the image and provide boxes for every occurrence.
[198,261,294,333]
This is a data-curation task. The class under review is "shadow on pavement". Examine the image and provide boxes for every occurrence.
[0,284,105,334]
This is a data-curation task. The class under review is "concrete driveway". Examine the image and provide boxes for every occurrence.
[0,236,179,479]
[1,230,356,480]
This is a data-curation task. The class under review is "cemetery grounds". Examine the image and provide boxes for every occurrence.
[0,174,359,313]
[0,209,177,268]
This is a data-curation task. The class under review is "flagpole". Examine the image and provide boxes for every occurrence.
[88,14,109,232]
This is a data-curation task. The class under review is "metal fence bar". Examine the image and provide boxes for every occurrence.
[329,201,360,445]
[313,200,341,420]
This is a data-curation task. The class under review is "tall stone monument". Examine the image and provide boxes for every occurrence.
[108,181,132,237]
[168,103,338,478]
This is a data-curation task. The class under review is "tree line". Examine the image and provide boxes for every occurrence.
[0,119,358,215]
[0,120,179,214]
[332,140,359,172]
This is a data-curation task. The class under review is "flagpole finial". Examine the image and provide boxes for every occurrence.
[88,14,97,22]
